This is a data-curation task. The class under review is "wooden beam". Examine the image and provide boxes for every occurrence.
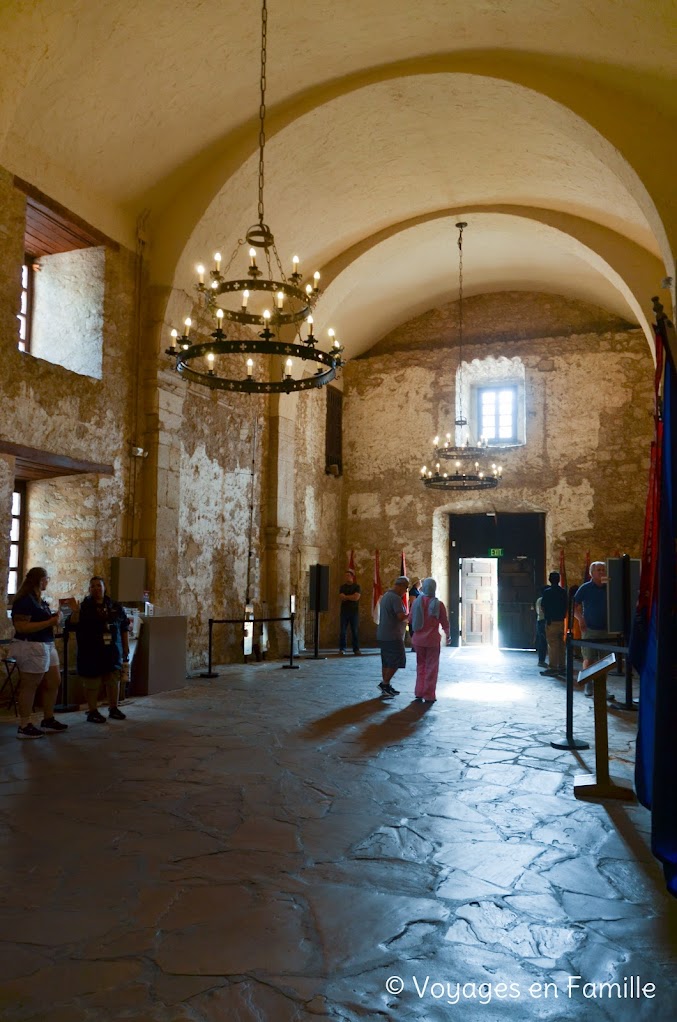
[0,441,114,480]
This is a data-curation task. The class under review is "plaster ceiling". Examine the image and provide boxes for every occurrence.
[1,0,675,355]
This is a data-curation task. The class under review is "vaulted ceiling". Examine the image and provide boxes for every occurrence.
[1,0,674,357]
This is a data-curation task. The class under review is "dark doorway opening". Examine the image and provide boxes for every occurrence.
[448,512,545,649]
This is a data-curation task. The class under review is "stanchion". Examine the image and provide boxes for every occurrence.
[200,619,220,678]
[202,614,300,672]
[282,611,299,670]
[573,653,635,801]
[54,628,80,713]
[615,554,639,710]
[551,632,590,751]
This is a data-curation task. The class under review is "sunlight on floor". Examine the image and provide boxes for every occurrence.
[440,681,530,703]
[440,646,531,701]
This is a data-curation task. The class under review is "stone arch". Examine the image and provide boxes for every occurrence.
[151,54,674,298]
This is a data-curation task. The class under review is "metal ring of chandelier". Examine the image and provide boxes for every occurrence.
[166,334,341,394]
[199,277,313,329]
[421,469,500,491]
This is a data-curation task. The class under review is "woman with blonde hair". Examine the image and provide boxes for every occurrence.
[408,577,449,703]
[10,567,68,738]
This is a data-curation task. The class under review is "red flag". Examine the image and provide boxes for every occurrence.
[583,551,591,582]
[372,550,383,624]
[347,550,355,573]
[559,548,569,639]
[400,551,409,612]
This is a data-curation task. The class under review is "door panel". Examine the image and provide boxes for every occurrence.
[462,558,494,645]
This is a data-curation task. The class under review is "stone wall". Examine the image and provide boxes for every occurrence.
[342,304,654,646]
[0,167,138,638]
[291,384,342,650]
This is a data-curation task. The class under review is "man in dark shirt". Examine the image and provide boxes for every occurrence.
[338,569,361,654]
[574,560,608,695]
[540,571,568,675]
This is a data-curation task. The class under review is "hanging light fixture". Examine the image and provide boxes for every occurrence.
[421,222,503,491]
[166,0,344,394]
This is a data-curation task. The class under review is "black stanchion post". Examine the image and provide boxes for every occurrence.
[282,611,300,670]
[200,618,219,678]
[618,553,638,710]
[551,631,589,751]
[54,627,78,713]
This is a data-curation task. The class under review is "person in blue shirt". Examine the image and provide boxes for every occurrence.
[73,576,130,723]
[574,561,608,695]
[10,566,68,739]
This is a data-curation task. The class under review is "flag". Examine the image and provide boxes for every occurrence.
[372,549,383,624]
[633,316,677,898]
[347,550,355,573]
[582,551,591,582]
[400,550,409,612]
[559,548,569,639]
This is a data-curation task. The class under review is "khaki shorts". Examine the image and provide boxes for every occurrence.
[581,629,609,662]
[9,640,59,675]
[82,668,121,691]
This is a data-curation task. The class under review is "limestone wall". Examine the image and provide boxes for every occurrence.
[0,168,137,636]
[342,311,654,645]
[291,385,342,650]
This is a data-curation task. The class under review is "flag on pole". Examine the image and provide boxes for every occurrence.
[372,549,383,624]
[558,548,568,591]
[633,317,677,898]
[400,550,409,613]
[559,548,569,639]
[347,550,355,573]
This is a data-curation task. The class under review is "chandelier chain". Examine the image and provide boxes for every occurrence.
[257,0,268,227]
[456,221,465,424]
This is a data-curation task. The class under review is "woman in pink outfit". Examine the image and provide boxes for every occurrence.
[409,577,449,702]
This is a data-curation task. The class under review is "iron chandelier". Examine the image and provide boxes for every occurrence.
[421,222,503,492]
[166,0,344,394]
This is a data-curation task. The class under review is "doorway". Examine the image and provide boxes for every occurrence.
[460,557,497,646]
[448,512,545,648]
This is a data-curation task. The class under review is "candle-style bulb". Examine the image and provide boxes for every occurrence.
[305,284,312,296]
[216,308,224,321]
[184,317,192,333]
[170,328,178,349]
[263,309,271,321]
[214,252,222,270]
[276,290,284,309]
[246,358,254,377]
[313,271,321,289]
[249,248,257,266]
[196,263,205,283]
[242,289,250,309]
[433,435,439,446]
[292,255,299,273]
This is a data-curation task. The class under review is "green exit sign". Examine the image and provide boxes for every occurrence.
[489,548,504,557]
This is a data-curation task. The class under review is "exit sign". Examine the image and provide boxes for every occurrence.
[489,548,504,557]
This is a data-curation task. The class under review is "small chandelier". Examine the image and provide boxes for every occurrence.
[166,0,344,394]
[421,221,503,492]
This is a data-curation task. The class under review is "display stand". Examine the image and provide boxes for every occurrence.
[131,616,188,695]
[573,653,635,801]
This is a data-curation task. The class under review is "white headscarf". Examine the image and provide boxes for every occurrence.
[410,577,440,631]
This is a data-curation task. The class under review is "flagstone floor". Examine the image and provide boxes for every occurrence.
[0,647,676,1022]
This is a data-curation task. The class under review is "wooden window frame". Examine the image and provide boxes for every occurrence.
[8,481,27,599]
[477,384,518,445]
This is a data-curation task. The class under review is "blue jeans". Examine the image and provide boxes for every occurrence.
[339,613,360,652]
